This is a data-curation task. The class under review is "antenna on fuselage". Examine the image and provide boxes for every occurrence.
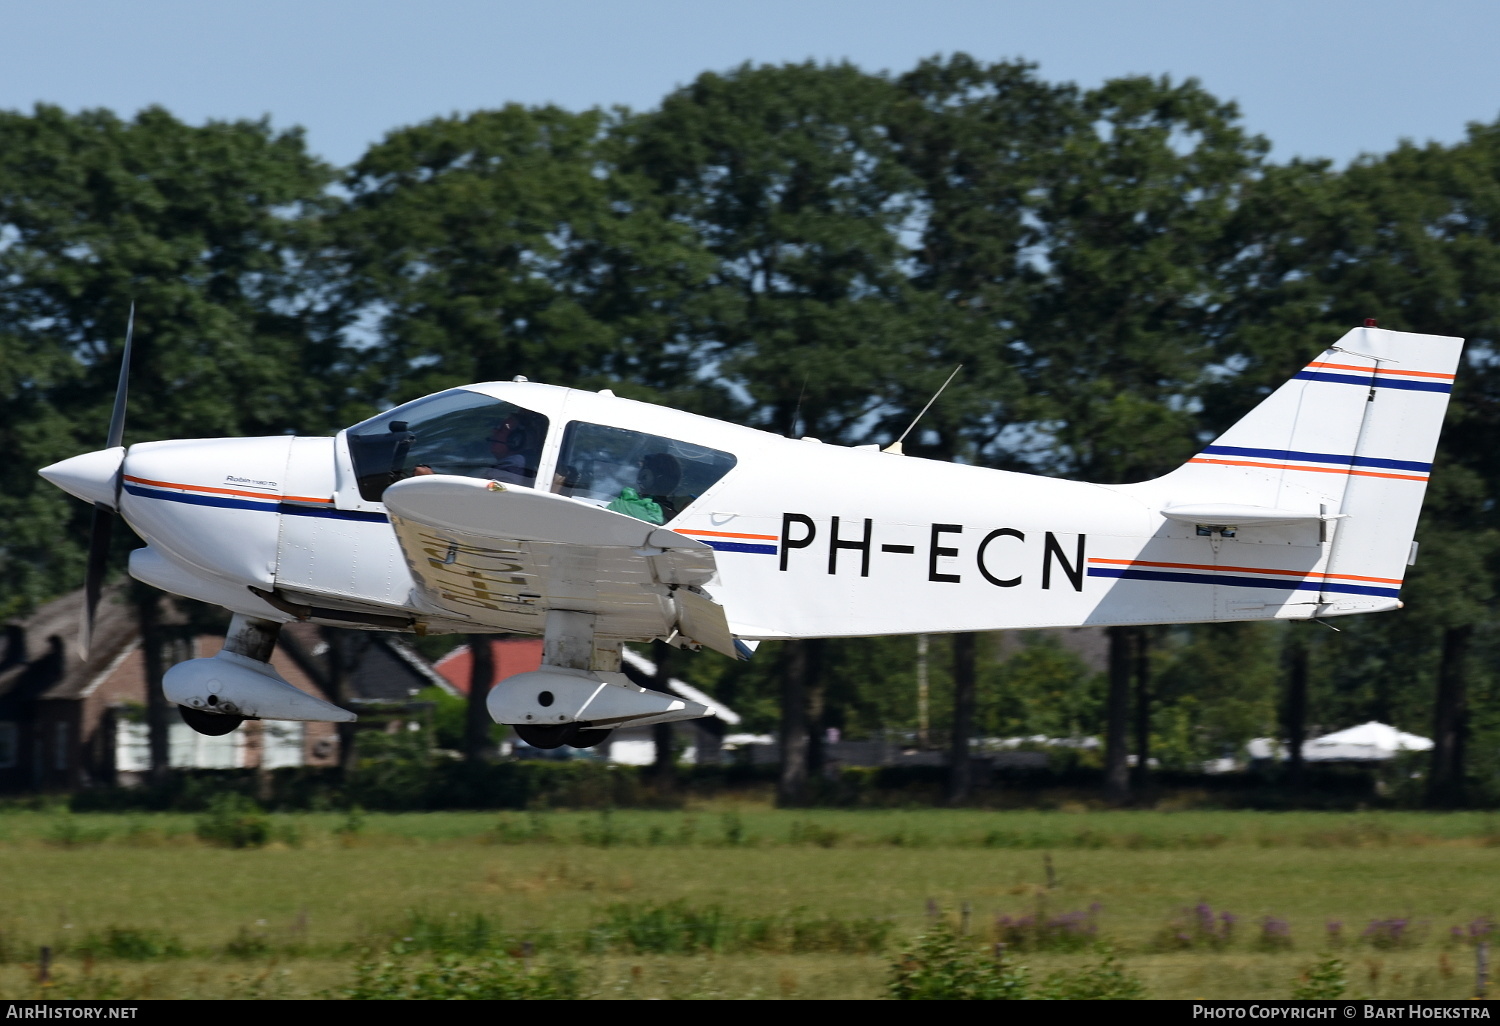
[787,374,809,437]
[883,364,962,455]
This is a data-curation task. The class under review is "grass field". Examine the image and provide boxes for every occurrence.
[1,803,1497,999]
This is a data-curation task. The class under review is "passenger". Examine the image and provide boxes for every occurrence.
[605,452,682,525]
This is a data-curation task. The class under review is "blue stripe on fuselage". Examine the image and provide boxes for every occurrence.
[123,484,390,523]
[1087,566,1400,599]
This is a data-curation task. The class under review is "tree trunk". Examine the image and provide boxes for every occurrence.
[1429,624,1473,807]
[1132,628,1151,788]
[651,641,676,785]
[949,632,977,804]
[324,629,365,778]
[778,641,810,806]
[134,588,172,787]
[1104,626,1132,804]
[464,635,494,763]
[807,641,828,777]
[1283,626,1309,787]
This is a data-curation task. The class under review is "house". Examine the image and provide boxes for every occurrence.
[0,586,452,790]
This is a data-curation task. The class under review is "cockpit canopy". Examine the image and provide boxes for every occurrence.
[554,421,736,526]
[346,390,548,502]
[343,388,738,525]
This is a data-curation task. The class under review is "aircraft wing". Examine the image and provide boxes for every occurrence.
[381,476,737,657]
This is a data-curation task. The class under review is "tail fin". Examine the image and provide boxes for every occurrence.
[1156,326,1462,612]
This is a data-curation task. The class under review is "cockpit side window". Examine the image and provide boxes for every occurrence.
[553,422,736,525]
[346,390,549,502]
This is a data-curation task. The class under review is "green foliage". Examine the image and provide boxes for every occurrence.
[386,911,516,957]
[194,793,271,849]
[888,922,1029,1000]
[80,926,184,960]
[1152,622,1283,769]
[0,104,341,613]
[1291,955,1348,999]
[333,805,366,839]
[223,926,273,959]
[586,901,890,955]
[44,815,110,848]
[1035,951,1147,1000]
[339,954,579,1000]
[981,635,1104,739]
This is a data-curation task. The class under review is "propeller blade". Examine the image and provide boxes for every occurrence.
[105,303,133,450]
[79,502,114,660]
[80,306,134,658]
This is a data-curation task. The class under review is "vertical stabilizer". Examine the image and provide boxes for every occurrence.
[1153,326,1462,614]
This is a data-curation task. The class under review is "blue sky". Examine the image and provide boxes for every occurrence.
[3,0,1498,168]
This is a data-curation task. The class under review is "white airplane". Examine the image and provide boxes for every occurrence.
[39,321,1462,749]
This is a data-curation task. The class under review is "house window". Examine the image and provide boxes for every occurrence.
[0,722,16,769]
[261,721,305,770]
[54,722,68,771]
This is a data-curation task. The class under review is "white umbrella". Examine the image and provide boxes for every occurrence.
[1303,721,1432,762]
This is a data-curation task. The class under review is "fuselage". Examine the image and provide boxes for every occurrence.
[95,378,1401,642]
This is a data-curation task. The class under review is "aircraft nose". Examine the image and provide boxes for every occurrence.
[38,447,125,507]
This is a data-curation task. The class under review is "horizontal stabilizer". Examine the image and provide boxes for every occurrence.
[1160,503,1338,527]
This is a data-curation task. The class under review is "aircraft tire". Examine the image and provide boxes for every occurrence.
[568,728,613,750]
[514,723,573,749]
[179,706,245,736]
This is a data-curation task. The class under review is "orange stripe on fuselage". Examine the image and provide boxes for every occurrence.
[678,529,780,541]
[1186,457,1427,481]
[1088,557,1403,586]
[123,474,332,505]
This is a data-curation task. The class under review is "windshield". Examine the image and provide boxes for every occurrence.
[553,421,736,525]
[345,390,549,502]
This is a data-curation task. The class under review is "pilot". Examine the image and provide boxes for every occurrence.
[605,452,682,525]
[413,414,535,486]
[637,452,683,520]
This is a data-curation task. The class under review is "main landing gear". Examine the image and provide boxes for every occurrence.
[513,723,613,750]
[179,706,246,736]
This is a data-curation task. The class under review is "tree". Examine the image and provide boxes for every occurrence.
[0,104,341,616]
[336,105,712,410]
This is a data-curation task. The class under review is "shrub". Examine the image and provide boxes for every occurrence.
[81,927,184,961]
[788,820,842,848]
[994,903,1100,952]
[45,815,109,848]
[888,923,1029,1000]
[332,805,365,840]
[1036,952,1146,1000]
[195,793,271,849]
[1448,917,1495,947]
[224,927,272,958]
[391,912,508,957]
[339,955,579,1000]
[589,901,728,954]
[1257,916,1294,951]
[1291,955,1348,999]
[720,811,747,847]
[1362,918,1419,950]
[584,901,891,955]
[1151,903,1237,951]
